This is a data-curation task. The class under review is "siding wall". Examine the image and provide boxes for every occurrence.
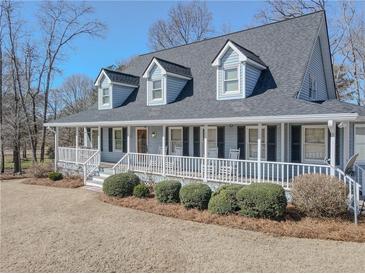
[100,127,124,163]
[166,76,187,103]
[245,64,261,97]
[112,85,134,108]
[299,38,328,101]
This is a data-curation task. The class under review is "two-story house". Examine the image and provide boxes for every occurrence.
[45,11,365,197]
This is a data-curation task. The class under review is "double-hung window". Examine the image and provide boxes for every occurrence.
[152,79,162,100]
[354,125,365,162]
[303,126,326,163]
[113,128,123,151]
[102,88,110,105]
[223,67,239,94]
[246,126,267,160]
[169,127,183,155]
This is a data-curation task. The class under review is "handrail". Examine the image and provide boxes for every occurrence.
[112,153,129,174]
[83,150,100,184]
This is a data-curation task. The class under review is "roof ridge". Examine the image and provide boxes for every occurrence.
[102,67,140,78]
[154,57,191,69]
[139,10,325,57]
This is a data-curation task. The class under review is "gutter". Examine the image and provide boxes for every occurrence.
[44,113,359,127]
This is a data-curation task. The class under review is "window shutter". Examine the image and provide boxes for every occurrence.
[267,126,277,161]
[237,126,245,159]
[122,127,127,153]
[217,126,225,158]
[86,128,91,147]
[108,128,113,152]
[165,127,169,154]
[100,128,103,151]
[183,127,189,156]
[193,127,200,157]
[291,126,301,163]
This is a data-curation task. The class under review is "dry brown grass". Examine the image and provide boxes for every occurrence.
[24,177,84,188]
[0,172,31,180]
[100,194,365,243]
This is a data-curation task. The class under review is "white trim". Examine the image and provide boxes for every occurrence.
[222,65,240,95]
[110,81,138,88]
[143,58,166,78]
[200,126,218,157]
[165,72,191,80]
[246,125,267,160]
[354,124,365,164]
[112,128,123,152]
[95,70,109,86]
[168,127,183,154]
[45,113,360,127]
[135,127,148,153]
[301,125,328,164]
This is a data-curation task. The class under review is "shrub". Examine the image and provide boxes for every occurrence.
[133,183,150,198]
[236,183,287,219]
[180,183,212,210]
[155,180,181,203]
[208,191,233,214]
[292,174,347,218]
[48,171,63,181]
[29,163,53,178]
[214,184,244,211]
[103,172,140,197]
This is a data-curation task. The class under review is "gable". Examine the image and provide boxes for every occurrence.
[298,38,328,101]
[221,48,239,67]
[150,64,162,80]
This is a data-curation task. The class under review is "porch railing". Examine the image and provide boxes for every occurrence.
[354,163,365,196]
[83,150,101,184]
[58,147,98,164]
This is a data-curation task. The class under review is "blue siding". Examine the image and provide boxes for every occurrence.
[112,85,134,108]
[166,76,187,103]
[100,128,125,163]
[299,38,328,101]
[245,64,261,97]
[221,48,239,66]
[150,64,162,80]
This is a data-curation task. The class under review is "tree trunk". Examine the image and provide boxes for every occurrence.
[23,142,27,159]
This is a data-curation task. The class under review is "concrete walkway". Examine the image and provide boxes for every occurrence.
[1,180,364,272]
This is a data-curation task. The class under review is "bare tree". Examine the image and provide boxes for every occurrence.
[0,1,4,173]
[37,0,106,161]
[148,1,214,50]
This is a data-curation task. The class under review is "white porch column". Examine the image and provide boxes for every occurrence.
[343,121,350,168]
[75,127,79,164]
[127,126,131,170]
[328,120,336,175]
[162,125,166,176]
[257,123,262,182]
[204,125,208,182]
[54,127,59,171]
[98,126,101,162]
[280,123,285,162]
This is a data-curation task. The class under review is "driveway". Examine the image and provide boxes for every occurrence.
[1,180,364,272]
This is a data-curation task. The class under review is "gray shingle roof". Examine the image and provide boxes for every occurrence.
[49,11,365,125]
[153,57,192,78]
[102,68,140,86]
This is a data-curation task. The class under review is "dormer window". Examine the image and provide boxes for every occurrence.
[223,67,239,94]
[152,79,163,100]
[143,57,192,106]
[212,40,266,101]
[102,88,111,105]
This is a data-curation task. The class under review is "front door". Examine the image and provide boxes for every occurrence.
[136,128,147,153]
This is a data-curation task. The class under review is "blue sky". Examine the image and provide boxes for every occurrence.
[21,1,266,87]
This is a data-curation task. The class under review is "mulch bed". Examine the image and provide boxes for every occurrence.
[0,171,32,181]
[24,177,84,188]
[100,194,365,243]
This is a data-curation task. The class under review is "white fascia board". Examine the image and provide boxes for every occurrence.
[110,81,138,88]
[212,41,247,67]
[142,58,166,78]
[45,113,358,127]
[165,72,191,80]
[245,59,267,70]
[94,70,110,86]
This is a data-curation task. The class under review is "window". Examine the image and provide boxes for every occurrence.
[223,67,239,93]
[169,127,183,154]
[113,128,122,151]
[308,75,317,100]
[102,88,110,105]
[246,127,267,160]
[354,125,365,162]
[152,79,162,100]
[201,127,218,157]
[303,126,327,163]
[90,129,98,149]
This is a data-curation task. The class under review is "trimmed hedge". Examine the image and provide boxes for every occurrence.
[214,184,243,211]
[155,180,181,203]
[133,183,150,198]
[236,183,287,219]
[180,183,212,210]
[208,191,233,214]
[48,171,63,181]
[103,172,140,197]
[292,174,347,218]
